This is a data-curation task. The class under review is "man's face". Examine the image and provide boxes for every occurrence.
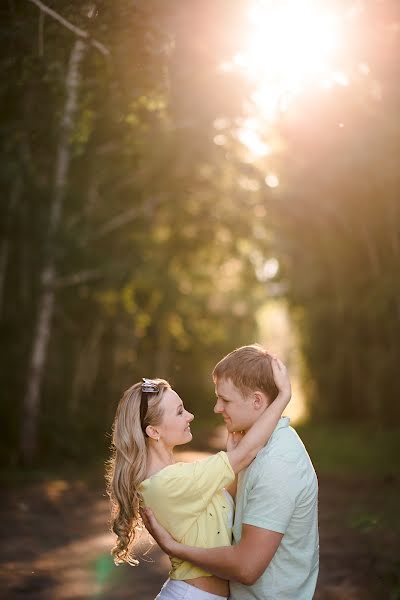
[214,377,259,433]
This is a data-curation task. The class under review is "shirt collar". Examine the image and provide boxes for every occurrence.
[257,416,290,455]
[275,416,290,430]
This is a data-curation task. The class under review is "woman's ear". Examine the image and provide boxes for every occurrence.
[145,425,160,441]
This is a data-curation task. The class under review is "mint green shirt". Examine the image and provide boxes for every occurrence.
[230,417,319,600]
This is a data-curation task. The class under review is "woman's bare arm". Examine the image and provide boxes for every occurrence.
[227,358,291,474]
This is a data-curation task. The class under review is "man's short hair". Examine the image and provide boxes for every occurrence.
[213,343,279,403]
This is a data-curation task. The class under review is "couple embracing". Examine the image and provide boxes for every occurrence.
[107,344,319,600]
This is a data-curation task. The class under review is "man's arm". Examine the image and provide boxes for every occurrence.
[141,508,282,585]
[175,524,283,585]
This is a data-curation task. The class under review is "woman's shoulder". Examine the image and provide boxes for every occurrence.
[140,451,229,491]
[140,460,193,490]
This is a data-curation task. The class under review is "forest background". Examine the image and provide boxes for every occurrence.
[3,0,400,465]
[1,1,399,598]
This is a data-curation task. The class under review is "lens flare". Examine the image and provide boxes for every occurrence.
[224,0,348,124]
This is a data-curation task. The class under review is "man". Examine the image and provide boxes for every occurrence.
[142,344,319,599]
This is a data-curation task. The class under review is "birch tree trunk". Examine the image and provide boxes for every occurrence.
[20,39,86,463]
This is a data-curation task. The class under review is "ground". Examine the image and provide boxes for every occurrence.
[1,429,399,600]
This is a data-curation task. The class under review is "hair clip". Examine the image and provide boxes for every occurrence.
[141,378,159,393]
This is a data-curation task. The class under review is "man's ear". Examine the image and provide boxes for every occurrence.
[253,391,269,410]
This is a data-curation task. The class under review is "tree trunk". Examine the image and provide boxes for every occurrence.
[70,321,105,414]
[20,39,86,464]
[0,177,23,318]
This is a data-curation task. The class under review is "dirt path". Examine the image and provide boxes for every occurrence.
[1,443,399,600]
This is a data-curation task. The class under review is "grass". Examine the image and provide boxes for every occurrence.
[296,422,400,477]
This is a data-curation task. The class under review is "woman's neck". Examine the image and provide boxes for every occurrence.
[145,441,174,479]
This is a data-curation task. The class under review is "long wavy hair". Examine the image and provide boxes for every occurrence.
[105,378,171,565]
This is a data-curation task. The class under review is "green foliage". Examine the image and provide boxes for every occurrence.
[267,2,400,425]
[0,0,267,465]
[1,0,399,466]
[349,512,380,533]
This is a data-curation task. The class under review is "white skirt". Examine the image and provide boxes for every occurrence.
[155,579,228,600]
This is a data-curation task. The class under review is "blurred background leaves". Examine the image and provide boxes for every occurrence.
[1,0,400,470]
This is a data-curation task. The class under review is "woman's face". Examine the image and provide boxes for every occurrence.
[157,389,194,448]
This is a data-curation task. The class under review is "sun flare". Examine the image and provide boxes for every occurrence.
[246,1,340,78]
[225,0,349,122]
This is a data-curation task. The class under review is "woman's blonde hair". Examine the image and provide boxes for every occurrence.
[105,378,171,565]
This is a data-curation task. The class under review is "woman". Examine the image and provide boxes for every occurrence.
[106,357,290,599]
